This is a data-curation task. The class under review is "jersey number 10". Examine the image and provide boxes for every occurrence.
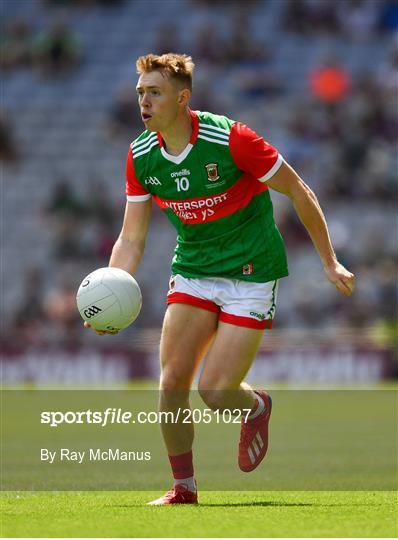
[174,177,190,192]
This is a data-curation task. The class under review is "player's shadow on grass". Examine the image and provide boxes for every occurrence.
[111,501,384,508]
[200,501,314,507]
[109,501,314,508]
[200,501,387,508]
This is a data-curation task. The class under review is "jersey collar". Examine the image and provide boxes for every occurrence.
[157,109,199,165]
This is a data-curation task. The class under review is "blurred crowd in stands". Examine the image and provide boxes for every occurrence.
[1,0,397,357]
[1,17,81,77]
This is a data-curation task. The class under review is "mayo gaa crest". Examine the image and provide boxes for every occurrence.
[205,163,220,182]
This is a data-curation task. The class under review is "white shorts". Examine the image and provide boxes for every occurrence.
[166,274,279,330]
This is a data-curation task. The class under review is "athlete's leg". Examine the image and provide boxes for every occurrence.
[159,303,218,455]
[198,321,264,410]
[198,277,278,410]
[148,303,218,505]
[198,321,273,473]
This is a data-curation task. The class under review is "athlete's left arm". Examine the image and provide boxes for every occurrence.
[267,160,355,297]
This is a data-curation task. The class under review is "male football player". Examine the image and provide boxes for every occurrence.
[85,53,355,504]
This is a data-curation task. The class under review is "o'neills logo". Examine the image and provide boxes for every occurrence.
[171,169,190,178]
[205,163,220,182]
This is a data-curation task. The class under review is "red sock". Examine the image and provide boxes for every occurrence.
[168,450,194,480]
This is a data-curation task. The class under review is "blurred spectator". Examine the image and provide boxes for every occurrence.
[13,267,47,347]
[14,267,45,322]
[33,20,81,78]
[376,259,398,321]
[51,218,86,260]
[153,21,181,56]
[193,23,226,66]
[190,80,224,114]
[0,110,18,163]
[93,224,117,262]
[361,95,398,142]
[191,0,259,6]
[44,282,77,323]
[43,278,84,346]
[289,100,344,142]
[225,11,270,65]
[45,179,86,219]
[361,141,397,201]
[45,179,86,260]
[0,18,34,72]
[293,293,332,328]
[85,176,116,227]
[108,85,141,139]
[282,0,311,34]
[337,0,378,40]
[282,0,338,35]
[368,258,398,369]
[83,175,118,262]
[377,39,398,101]
[95,0,124,5]
[309,57,351,103]
[42,0,124,4]
[278,206,311,251]
[236,66,284,101]
[340,122,369,175]
[379,0,398,31]
[304,0,339,34]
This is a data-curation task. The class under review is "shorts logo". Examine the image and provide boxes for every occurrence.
[250,311,266,320]
[205,163,220,182]
[242,262,253,275]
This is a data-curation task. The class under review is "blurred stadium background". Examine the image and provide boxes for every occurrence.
[1,0,397,384]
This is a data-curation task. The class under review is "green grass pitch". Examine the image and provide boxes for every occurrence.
[2,385,397,536]
[2,490,397,537]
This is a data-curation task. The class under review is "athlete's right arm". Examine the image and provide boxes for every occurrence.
[113,145,152,273]
[84,199,151,336]
[109,199,152,274]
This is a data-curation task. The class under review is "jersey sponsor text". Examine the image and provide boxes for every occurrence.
[156,193,227,222]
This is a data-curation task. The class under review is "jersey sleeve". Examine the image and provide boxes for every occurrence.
[125,147,151,201]
[229,122,283,182]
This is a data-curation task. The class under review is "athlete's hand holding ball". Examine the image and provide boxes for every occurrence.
[76,267,142,335]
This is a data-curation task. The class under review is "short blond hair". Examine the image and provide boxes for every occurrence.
[136,53,195,91]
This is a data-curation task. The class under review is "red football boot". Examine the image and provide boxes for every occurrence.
[147,483,198,505]
[238,390,272,472]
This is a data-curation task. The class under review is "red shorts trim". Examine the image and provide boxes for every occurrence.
[167,292,220,313]
[219,312,273,330]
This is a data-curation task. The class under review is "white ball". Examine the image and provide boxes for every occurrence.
[76,267,142,331]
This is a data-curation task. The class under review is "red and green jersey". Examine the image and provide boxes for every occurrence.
[125,110,288,283]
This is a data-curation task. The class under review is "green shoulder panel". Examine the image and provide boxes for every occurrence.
[130,130,159,167]
[131,129,153,147]
[195,110,235,132]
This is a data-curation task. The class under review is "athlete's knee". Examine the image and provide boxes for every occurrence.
[160,367,191,392]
